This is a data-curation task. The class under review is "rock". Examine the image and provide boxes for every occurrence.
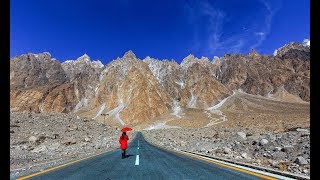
[223,147,232,154]
[296,128,309,133]
[52,134,60,139]
[303,169,309,174]
[84,137,91,142]
[268,160,279,168]
[237,132,247,139]
[68,124,78,131]
[180,141,186,147]
[272,151,287,160]
[281,145,294,153]
[10,130,15,133]
[278,162,288,171]
[241,152,250,159]
[274,147,282,151]
[259,139,269,146]
[267,134,276,141]
[31,145,47,153]
[27,145,35,151]
[28,136,38,143]
[297,128,310,137]
[295,156,308,165]
[48,142,60,150]
[38,135,46,143]
[62,138,77,145]
[252,141,258,145]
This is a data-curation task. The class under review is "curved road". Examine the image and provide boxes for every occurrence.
[19,132,269,180]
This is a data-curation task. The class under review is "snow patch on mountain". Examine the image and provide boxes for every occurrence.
[73,98,89,112]
[93,103,106,119]
[187,92,197,108]
[171,100,183,118]
[303,39,310,47]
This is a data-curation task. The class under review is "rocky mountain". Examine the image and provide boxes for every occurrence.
[273,42,310,60]
[77,51,172,126]
[10,41,310,126]
[10,53,103,113]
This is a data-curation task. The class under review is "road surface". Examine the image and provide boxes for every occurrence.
[19,132,271,180]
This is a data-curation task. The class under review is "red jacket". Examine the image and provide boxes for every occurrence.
[119,135,129,149]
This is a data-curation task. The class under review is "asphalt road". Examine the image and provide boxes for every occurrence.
[23,132,266,180]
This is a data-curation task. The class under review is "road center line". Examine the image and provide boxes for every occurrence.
[135,155,139,165]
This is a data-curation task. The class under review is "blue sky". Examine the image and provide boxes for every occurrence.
[10,0,310,64]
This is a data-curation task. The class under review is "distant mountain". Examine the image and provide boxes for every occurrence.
[10,41,310,126]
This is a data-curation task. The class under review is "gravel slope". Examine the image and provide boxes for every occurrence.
[142,126,310,177]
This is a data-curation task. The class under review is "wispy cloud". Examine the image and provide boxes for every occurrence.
[184,0,227,56]
[184,0,249,56]
[249,0,281,50]
[184,0,281,56]
[249,0,273,50]
[255,32,265,36]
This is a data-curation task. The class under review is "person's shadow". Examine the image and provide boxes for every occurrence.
[124,154,134,158]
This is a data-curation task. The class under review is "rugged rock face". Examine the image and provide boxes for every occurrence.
[274,42,310,60]
[10,53,103,113]
[61,54,104,112]
[179,55,231,108]
[217,48,310,101]
[78,51,172,126]
[10,41,310,126]
[10,52,67,89]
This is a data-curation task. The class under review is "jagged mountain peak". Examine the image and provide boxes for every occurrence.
[143,56,159,62]
[123,50,136,59]
[273,41,310,60]
[212,56,221,64]
[76,53,90,61]
[181,54,211,69]
[12,52,52,61]
[10,40,310,126]
[63,54,104,69]
[248,49,260,56]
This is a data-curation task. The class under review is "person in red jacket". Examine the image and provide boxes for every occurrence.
[119,131,129,159]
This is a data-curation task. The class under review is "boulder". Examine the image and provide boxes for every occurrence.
[295,156,308,165]
[48,142,60,151]
[274,147,282,151]
[62,137,77,145]
[281,145,294,153]
[31,145,47,153]
[272,151,287,160]
[296,128,309,133]
[223,147,232,154]
[241,152,250,159]
[68,124,78,131]
[237,132,247,139]
[28,136,38,143]
[259,139,269,146]
[84,136,91,142]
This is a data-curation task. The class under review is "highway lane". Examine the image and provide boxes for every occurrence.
[20,132,270,180]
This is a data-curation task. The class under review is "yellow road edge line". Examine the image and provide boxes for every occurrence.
[152,143,278,180]
[16,147,117,180]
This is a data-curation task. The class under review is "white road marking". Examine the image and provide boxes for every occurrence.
[135,155,139,165]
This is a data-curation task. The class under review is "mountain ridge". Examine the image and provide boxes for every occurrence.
[10,41,310,126]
